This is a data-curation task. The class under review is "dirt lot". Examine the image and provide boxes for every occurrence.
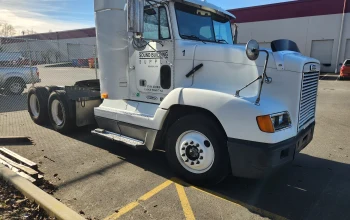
[0,69,350,220]
[0,178,54,220]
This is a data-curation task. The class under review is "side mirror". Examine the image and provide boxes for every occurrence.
[127,0,145,35]
[246,40,260,61]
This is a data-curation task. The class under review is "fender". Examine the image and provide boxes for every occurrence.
[159,88,296,144]
[0,72,26,86]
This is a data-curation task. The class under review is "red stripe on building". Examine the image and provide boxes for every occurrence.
[13,28,96,40]
[229,0,350,23]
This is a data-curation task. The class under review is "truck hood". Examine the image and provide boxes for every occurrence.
[190,42,320,136]
[193,43,320,73]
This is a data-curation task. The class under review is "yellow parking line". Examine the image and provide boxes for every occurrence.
[139,180,173,201]
[172,178,287,220]
[104,201,139,220]
[175,183,196,220]
[104,180,173,220]
[189,186,287,220]
[105,177,286,220]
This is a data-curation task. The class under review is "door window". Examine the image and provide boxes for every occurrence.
[144,7,171,40]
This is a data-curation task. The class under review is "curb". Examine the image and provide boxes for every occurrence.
[0,164,85,220]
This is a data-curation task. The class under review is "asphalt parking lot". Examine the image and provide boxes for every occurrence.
[1,68,350,220]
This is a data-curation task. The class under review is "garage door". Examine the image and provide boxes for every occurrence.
[311,40,334,72]
[67,43,82,60]
[345,39,350,60]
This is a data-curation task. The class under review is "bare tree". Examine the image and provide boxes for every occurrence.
[0,23,17,37]
[21,29,37,35]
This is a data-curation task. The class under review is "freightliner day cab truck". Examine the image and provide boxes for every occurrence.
[27,0,320,185]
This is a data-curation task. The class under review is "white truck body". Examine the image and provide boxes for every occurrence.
[94,1,319,139]
[28,0,320,184]
[92,0,320,181]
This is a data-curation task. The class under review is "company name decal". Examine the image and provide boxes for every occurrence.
[139,51,168,59]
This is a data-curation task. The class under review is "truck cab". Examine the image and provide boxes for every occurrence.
[28,0,320,185]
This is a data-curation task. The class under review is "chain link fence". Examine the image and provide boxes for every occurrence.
[0,36,98,120]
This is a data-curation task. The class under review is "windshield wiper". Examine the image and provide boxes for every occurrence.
[181,35,206,44]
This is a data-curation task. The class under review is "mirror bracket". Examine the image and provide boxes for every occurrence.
[235,41,272,105]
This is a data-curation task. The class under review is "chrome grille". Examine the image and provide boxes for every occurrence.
[298,70,319,130]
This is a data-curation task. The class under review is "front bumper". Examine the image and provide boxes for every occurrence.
[227,122,315,179]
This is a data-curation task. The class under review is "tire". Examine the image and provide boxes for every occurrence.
[48,90,75,133]
[5,78,25,95]
[166,114,230,186]
[27,87,50,125]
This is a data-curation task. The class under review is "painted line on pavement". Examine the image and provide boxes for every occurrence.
[172,178,287,220]
[175,183,196,220]
[104,180,173,220]
[105,177,286,220]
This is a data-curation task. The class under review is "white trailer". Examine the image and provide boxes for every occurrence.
[27,0,320,185]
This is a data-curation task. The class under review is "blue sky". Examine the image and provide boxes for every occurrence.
[0,0,291,34]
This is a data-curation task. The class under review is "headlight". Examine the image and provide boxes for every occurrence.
[256,112,291,133]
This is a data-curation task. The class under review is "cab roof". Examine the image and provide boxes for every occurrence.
[178,0,236,19]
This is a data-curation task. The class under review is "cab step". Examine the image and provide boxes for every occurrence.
[91,128,146,149]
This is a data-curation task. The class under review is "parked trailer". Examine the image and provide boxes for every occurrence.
[27,0,320,185]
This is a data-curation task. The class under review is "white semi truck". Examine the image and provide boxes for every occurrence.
[27,0,320,185]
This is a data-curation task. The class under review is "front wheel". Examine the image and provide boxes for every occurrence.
[5,79,25,95]
[166,114,230,186]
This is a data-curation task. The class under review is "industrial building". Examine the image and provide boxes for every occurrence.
[0,28,96,63]
[229,0,350,73]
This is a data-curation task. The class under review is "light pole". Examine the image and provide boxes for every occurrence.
[335,0,347,73]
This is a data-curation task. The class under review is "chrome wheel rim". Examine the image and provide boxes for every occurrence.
[10,82,22,94]
[175,131,215,174]
[29,94,40,118]
[51,99,64,126]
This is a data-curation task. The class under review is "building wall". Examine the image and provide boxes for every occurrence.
[0,37,96,63]
[230,0,350,73]
[234,13,350,72]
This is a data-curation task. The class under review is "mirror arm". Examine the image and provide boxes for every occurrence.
[255,50,272,105]
[235,75,262,97]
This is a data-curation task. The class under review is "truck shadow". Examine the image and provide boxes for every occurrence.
[65,130,350,220]
[0,93,27,113]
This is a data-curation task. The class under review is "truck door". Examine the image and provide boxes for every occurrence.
[134,5,173,99]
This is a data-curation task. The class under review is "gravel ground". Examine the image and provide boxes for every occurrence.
[0,177,55,220]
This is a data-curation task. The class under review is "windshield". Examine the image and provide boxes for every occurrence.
[175,3,234,44]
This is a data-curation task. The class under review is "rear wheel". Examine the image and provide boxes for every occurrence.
[27,87,50,125]
[166,114,230,186]
[5,78,25,95]
[48,91,75,133]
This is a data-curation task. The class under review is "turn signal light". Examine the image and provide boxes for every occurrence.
[101,93,108,99]
[256,115,274,133]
